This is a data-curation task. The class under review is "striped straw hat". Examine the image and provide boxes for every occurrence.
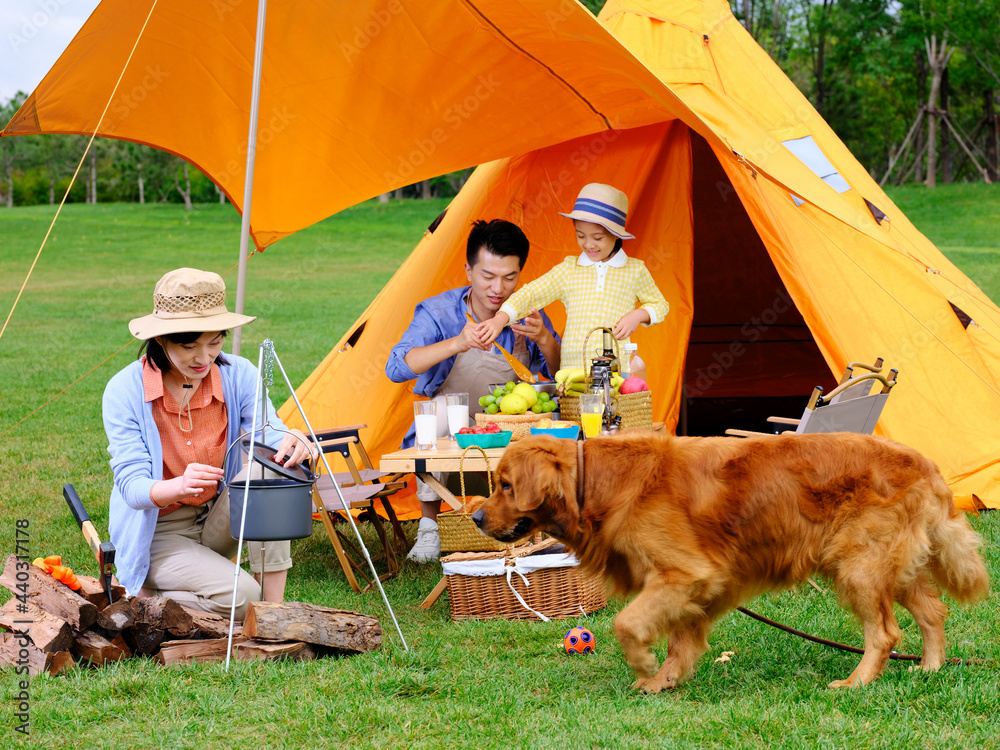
[558,183,635,240]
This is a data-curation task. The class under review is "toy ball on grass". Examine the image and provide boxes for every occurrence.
[563,626,595,654]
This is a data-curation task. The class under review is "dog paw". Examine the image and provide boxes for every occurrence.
[634,675,677,693]
[827,677,862,689]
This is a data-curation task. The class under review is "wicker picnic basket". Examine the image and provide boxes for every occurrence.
[437,445,517,553]
[442,537,607,621]
[474,410,545,441]
[560,390,654,431]
[559,326,653,430]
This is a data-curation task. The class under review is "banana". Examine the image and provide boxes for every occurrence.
[555,367,586,384]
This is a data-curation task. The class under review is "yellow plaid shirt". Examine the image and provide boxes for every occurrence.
[499,250,669,371]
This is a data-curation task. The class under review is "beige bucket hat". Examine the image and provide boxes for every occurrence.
[129,268,256,340]
[558,183,635,240]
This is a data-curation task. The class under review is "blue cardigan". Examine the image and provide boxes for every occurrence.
[103,356,287,594]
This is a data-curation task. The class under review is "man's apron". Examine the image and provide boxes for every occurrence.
[417,331,531,504]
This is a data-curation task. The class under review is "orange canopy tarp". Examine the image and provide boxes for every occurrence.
[2,0,708,247]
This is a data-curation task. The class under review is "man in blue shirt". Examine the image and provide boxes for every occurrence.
[386,219,561,562]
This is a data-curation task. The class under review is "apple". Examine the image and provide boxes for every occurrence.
[619,376,649,394]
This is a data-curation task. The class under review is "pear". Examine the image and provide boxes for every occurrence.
[511,382,538,408]
[499,393,529,415]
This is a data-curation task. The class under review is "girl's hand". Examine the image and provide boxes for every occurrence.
[272,429,316,467]
[454,321,490,353]
[510,309,549,344]
[612,309,649,340]
[474,314,509,348]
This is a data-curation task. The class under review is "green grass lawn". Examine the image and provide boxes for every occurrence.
[1,187,999,749]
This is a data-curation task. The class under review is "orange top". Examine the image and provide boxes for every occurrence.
[143,357,228,516]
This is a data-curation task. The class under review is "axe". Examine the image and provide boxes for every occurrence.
[63,484,116,604]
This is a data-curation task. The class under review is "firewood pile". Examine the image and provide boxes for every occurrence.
[0,554,382,676]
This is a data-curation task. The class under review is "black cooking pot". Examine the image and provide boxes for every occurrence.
[228,439,316,541]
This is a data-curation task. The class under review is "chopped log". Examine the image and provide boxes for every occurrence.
[0,632,74,677]
[155,636,306,666]
[75,575,127,610]
[47,650,76,676]
[110,633,132,659]
[294,642,318,661]
[121,622,166,657]
[0,554,98,630]
[131,596,195,637]
[242,601,381,653]
[72,630,127,667]
[178,604,238,639]
[96,599,136,631]
[0,599,73,653]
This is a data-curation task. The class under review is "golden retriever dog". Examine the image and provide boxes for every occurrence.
[471,432,989,691]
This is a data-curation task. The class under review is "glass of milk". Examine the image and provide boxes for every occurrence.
[413,401,438,450]
[445,393,470,441]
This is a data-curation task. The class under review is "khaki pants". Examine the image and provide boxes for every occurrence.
[143,477,291,620]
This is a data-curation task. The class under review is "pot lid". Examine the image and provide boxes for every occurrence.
[241,439,317,483]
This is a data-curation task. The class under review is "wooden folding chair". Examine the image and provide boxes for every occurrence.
[727,358,899,438]
[309,424,409,593]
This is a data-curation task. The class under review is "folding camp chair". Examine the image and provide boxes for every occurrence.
[309,424,409,593]
[726,359,898,438]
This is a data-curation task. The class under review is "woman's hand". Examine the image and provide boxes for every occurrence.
[152,462,225,507]
[272,428,317,467]
[612,309,649,340]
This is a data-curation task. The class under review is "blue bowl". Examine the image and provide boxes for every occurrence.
[530,425,581,440]
[455,431,512,449]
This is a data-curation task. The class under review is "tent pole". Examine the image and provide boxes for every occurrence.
[232,0,268,357]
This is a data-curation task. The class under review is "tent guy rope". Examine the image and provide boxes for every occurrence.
[0,0,161,345]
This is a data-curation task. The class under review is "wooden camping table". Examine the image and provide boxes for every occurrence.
[379,437,507,512]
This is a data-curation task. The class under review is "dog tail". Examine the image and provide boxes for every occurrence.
[928,481,990,604]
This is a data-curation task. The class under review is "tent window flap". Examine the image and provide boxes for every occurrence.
[782,136,851,193]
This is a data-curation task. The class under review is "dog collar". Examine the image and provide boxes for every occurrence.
[576,440,585,509]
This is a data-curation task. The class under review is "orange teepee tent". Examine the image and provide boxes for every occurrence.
[284,0,1000,512]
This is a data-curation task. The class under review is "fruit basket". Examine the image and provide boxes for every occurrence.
[474,411,545,441]
[455,430,512,449]
[560,390,653,431]
[480,381,559,420]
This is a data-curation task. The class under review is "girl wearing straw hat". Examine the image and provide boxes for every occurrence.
[475,183,668,370]
[102,268,314,619]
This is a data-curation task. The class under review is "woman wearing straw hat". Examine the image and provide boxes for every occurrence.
[102,268,314,619]
[474,183,669,371]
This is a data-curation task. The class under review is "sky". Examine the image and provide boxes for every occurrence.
[1,0,102,103]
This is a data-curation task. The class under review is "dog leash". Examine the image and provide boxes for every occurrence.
[577,440,585,509]
[736,606,984,665]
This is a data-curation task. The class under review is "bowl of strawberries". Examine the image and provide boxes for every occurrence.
[455,422,513,449]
